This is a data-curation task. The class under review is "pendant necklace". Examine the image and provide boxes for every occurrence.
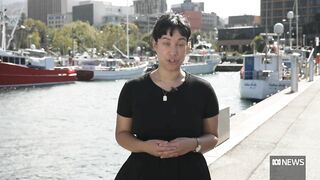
[157,71,184,102]
[162,89,168,101]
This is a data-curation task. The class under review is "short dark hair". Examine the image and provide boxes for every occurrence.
[152,13,191,42]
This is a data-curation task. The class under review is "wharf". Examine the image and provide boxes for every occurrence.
[215,63,243,72]
[205,76,320,179]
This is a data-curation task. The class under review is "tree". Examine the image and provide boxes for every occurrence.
[99,23,140,55]
[251,35,265,53]
[49,21,99,55]
[23,18,47,48]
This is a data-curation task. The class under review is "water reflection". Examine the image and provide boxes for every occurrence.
[0,72,255,179]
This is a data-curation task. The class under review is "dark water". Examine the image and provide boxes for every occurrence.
[0,72,253,179]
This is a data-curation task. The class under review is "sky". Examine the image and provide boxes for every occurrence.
[108,0,261,19]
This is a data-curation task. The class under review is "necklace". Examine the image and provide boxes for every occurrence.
[162,89,168,102]
[156,71,185,102]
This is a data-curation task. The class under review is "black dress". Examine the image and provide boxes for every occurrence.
[115,72,219,180]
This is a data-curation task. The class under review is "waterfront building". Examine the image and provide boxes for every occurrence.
[228,15,261,27]
[261,0,320,46]
[133,0,167,14]
[27,0,68,25]
[132,0,167,33]
[73,1,134,27]
[171,0,204,13]
[47,13,72,28]
[218,27,265,53]
[171,0,220,33]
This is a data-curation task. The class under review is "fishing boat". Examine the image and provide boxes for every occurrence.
[0,8,76,88]
[182,36,221,74]
[239,51,292,100]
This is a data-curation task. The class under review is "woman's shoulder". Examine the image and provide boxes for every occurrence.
[124,73,150,88]
[186,73,212,88]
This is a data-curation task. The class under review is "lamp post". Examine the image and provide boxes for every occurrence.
[287,11,294,49]
[274,23,284,80]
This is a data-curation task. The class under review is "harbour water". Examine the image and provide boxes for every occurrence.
[0,72,254,179]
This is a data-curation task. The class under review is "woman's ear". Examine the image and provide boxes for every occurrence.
[151,39,157,49]
[152,39,157,50]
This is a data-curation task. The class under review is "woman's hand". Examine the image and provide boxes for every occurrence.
[158,137,196,159]
[143,139,177,157]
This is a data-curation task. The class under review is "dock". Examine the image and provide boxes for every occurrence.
[205,75,320,179]
[215,63,243,72]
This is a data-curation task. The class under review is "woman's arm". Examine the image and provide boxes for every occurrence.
[197,114,219,154]
[115,114,144,152]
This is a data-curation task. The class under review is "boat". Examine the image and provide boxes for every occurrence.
[77,57,148,81]
[181,36,221,74]
[239,52,292,100]
[0,8,76,88]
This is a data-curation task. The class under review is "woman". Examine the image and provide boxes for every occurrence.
[115,13,219,180]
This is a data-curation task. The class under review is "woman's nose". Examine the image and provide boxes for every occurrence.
[170,46,177,56]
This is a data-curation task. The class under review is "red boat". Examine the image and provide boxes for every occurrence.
[0,59,77,88]
[0,8,76,88]
[0,50,77,87]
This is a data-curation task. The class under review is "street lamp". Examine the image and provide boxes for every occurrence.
[274,23,284,45]
[274,23,284,80]
[287,11,294,49]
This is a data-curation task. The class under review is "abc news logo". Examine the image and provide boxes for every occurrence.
[271,157,305,166]
[270,156,306,180]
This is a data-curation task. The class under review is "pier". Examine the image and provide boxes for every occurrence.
[206,75,320,179]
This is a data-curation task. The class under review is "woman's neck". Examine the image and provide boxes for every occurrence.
[151,68,186,91]
[156,68,185,83]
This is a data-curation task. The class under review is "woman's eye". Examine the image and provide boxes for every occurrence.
[163,42,170,46]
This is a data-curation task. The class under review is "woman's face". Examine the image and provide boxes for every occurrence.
[153,29,188,72]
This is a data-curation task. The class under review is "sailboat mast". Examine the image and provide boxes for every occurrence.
[126,0,129,60]
[295,0,298,48]
[1,1,6,51]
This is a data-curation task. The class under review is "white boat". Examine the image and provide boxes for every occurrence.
[77,58,148,80]
[182,52,221,74]
[239,52,293,100]
[182,37,221,74]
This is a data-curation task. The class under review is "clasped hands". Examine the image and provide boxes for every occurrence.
[144,137,196,159]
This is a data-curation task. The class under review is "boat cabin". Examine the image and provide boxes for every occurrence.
[0,51,27,66]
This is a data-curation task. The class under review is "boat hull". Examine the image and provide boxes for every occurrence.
[182,60,219,74]
[240,79,291,100]
[76,70,94,81]
[81,62,148,80]
[0,62,76,87]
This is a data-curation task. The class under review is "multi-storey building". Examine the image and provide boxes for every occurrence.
[27,0,68,25]
[47,13,72,28]
[133,0,167,15]
[171,0,204,13]
[228,15,261,27]
[132,0,167,33]
[171,0,219,33]
[261,0,320,46]
[73,1,133,27]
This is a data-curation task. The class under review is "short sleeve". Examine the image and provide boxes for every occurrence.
[203,84,219,118]
[117,81,133,118]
